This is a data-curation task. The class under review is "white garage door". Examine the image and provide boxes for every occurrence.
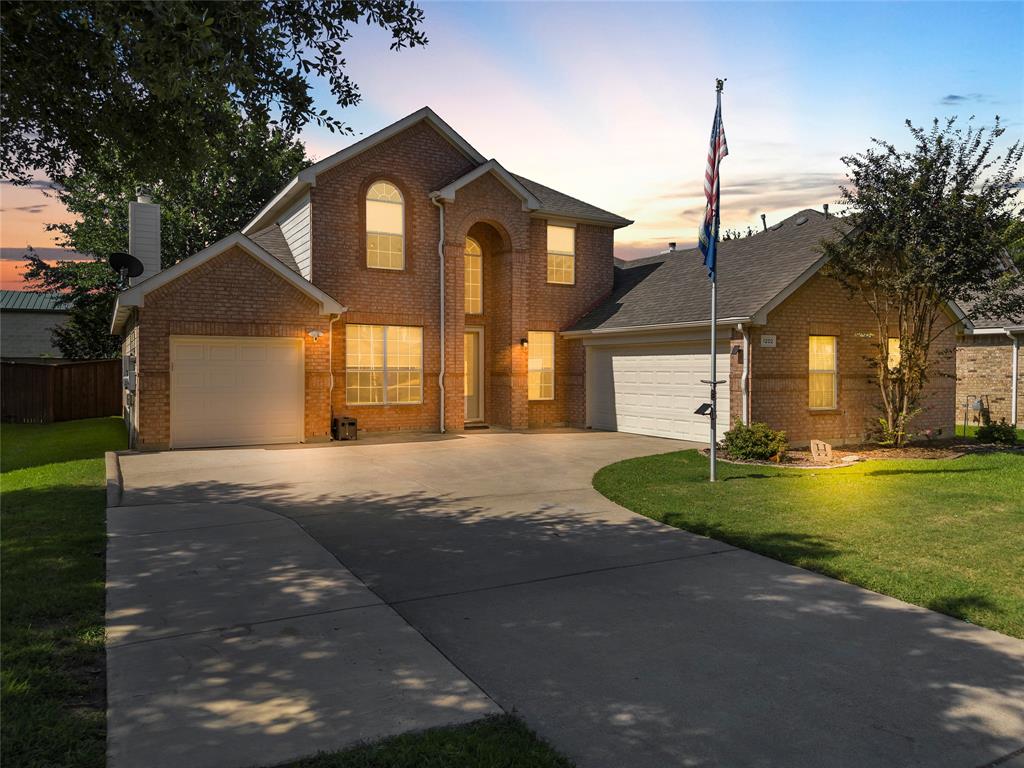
[170,336,304,449]
[588,342,731,442]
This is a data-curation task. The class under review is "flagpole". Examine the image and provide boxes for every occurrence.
[709,78,724,483]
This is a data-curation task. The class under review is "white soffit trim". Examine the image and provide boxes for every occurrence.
[110,232,345,334]
[244,107,487,234]
[432,159,541,211]
[561,316,751,339]
[243,177,306,235]
[970,325,1024,335]
[944,299,973,330]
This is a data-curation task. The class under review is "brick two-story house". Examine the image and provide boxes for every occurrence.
[112,108,964,450]
[111,108,631,449]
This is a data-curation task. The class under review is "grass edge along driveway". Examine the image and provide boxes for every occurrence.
[1,418,573,768]
[1,417,126,768]
[593,449,1024,639]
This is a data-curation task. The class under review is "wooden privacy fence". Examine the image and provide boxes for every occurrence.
[1,359,122,423]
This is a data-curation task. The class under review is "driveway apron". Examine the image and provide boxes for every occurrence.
[116,431,1024,768]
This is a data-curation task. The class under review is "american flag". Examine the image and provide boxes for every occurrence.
[697,97,728,280]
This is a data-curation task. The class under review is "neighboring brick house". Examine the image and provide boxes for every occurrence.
[566,210,962,446]
[111,108,631,449]
[955,314,1022,428]
[1,290,70,359]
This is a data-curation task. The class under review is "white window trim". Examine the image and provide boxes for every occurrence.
[528,330,556,401]
[346,324,423,406]
[808,335,838,410]
[366,181,406,271]
[546,223,576,286]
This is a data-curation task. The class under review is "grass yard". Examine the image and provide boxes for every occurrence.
[280,714,572,768]
[956,422,1024,441]
[1,417,126,768]
[594,449,1024,639]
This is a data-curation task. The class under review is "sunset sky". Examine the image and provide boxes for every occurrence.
[2,0,1022,288]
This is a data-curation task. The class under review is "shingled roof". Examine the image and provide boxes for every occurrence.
[248,225,300,274]
[513,174,632,228]
[568,210,848,333]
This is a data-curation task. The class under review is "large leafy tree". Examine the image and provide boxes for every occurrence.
[25,114,308,359]
[1,0,427,184]
[822,117,1023,445]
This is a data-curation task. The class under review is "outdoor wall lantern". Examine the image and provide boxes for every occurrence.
[520,337,528,348]
[307,329,324,343]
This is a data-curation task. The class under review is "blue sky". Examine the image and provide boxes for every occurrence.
[2,0,1021,283]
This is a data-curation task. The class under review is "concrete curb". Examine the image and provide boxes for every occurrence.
[105,451,123,508]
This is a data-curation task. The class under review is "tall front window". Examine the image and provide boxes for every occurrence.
[528,331,555,400]
[465,237,482,314]
[808,335,838,409]
[887,337,901,371]
[546,224,575,284]
[345,324,422,404]
[366,181,404,270]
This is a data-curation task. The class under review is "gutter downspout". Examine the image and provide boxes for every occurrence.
[328,313,343,435]
[740,324,750,424]
[431,195,446,433]
[1009,330,1020,426]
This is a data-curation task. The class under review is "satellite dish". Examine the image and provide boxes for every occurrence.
[108,252,145,278]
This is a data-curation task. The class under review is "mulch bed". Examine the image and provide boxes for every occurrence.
[706,438,1021,469]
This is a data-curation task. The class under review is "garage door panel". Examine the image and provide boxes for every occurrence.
[171,336,304,449]
[589,343,730,443]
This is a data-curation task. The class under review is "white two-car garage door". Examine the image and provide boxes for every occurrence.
[170,336,304,449]
[587,342,731,442]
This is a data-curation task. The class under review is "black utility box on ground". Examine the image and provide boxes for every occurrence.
[332,417,357,440]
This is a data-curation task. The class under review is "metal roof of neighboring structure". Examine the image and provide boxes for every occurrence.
[0,289,70,312]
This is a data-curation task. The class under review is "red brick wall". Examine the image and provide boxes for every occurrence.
[309,122,468,433]
[133,247,331,450]
[735,272,957,446]
[133,120,617,445]
[956,334,1021,425]
[310,122,614,433]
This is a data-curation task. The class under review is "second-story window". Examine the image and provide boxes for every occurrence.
[465,237,482,314]
[366,181,404,270]
[547,224,575,284]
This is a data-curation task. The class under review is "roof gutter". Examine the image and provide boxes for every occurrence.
[561,316,752,339]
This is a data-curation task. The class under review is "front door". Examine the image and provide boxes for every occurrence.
[464,327,484,422]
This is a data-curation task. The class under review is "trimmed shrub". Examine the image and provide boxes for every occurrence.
[721,421,788,460]
[976,419,1017,445]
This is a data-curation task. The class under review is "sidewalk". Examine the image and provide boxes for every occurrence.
[106,499,498,768]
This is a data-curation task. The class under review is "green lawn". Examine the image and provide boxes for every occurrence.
[956,422,1024,441]
[1,417,126,768]
[280,715,572,768]
[594,449,1024,639]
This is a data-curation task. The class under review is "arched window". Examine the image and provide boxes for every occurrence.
[366,181,404,270]
[465,237,482,314]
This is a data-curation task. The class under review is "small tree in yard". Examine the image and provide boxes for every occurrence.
[822,117,1024,446]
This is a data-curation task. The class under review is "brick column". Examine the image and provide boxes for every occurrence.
[509,248,530,429]
[443,241,465,432]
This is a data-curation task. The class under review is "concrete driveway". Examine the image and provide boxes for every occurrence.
[115,430,1024,768]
